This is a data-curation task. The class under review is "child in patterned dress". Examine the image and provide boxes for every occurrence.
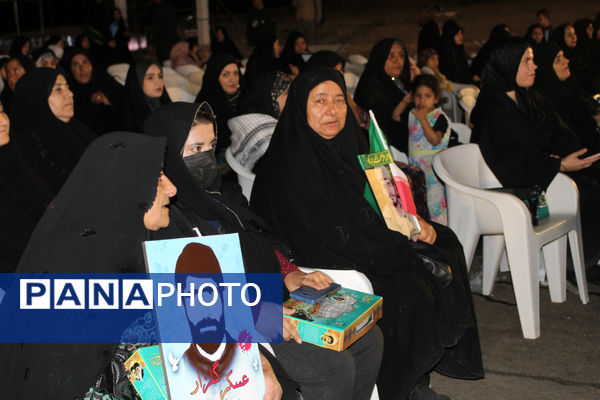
[408,74,451,224]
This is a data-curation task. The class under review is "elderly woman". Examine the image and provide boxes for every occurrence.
[354,39,420,153]
[64,48,123,135]
[0,100,53,272]
[11,68,96,193]
[251,67,483,400]
[195,54,243,158]
[144,101,384,400]
[119,59,171,132]
[471,37,600,283]
[0,131,177,399]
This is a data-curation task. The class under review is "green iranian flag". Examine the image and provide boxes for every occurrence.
[362,111,391,216]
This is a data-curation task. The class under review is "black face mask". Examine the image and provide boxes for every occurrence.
[183,150,220,190]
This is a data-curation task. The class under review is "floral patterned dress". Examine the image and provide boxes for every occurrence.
[408,107,451,224]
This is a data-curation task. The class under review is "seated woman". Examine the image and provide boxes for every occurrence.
[63,48,123,135]
[251,67,483,400]
[31,47,58,68]
[195,53,243,163]
[550,24,600,95]
[11,68,96,193]
[279,31,309,77]
[244,34,282,87]
[470,24,510,81]
[525,23,544,47]
[471,37,600,282]
[143,101,384,400]
[0,132,177,399]
[534,41,600,156]
[119,59,171,132]
[0,100,53,272]
[211,26,243,61]
[354,39,420,153]
[0,55,29,115]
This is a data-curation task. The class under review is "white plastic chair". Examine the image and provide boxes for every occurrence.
[165,86,195,103]
[225,147,256,201]
[389,145,408,164]
[433,144,588,339]
[107,63,130,85]
[458,87,477,127]
[175,64,203,77]
[450,122,471,144]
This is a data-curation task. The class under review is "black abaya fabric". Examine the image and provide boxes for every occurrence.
[279,31,307,75]
[0,141,53,272]
[440,21,473,84]
[418,20,443,54]
[0,55,31,116]
[251,67,483,399]
[573,19,600,83]
[533,42,600,155]
[119,59,171,132]
[471,38,600,268]
[0,132,167,400]
[244,34,279,87]
[305,50,345,70]
[143,102,287,276]
[354,39,411,152]
[10,68,96,193]
[239,69,291,118]
[211,26,243,61]
[63,48,123,135]
[195,54,242,151]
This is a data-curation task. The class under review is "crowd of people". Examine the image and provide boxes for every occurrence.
[1,4,600,400]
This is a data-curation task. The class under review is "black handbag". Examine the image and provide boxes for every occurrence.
[411,241,453,287]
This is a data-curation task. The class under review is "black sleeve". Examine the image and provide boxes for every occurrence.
[432,114,448,133]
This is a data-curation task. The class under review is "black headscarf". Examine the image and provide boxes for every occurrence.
[239,69,292,118]
[244,34,279,86]
[251,67,483,396]
[0,55,31,116]
[63,48,123,135]
[279,31,307,74]
[195,53,242,151]
[119,59,171,132]
[573,18,600,73]
[525,23,544,46]
[470,24,510,78]
[9,35,30,57]
[143,102,286,275]
[211,26,243,61]
[305,50,345,70]
[440,20,473,83]
[10,68,96,193]
[534,41,600,153]
[354,38,411,151]
[0,132,167,400]
[418,19,442,54]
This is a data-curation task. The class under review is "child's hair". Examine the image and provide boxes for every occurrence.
[417,48,437,68]
[411,74,440,98]
[536,8,549,18]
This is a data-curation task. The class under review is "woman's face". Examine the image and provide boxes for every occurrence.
[515,47,537,88]
[564,26,577,48]
[218,63,240,95]
[294,36,307,54]
[454,30,464,45]
[531,27,543,44]
[553,50,570,81]
[425,54,439,71]
[586,23,594,39]
[21,41,30,56]
[142,64,164,98]
[70,54,92,84]
[81,36,91,49]
[48,74,74,123]
[384,43,405,79]
[306,80,347,140]
[143,172,177,231]
[113,9,121,21]
[6,59,25,91]
[183,122,216,157]
[0,103,10,146]
[273,39,282,58]
[215,29,225,42]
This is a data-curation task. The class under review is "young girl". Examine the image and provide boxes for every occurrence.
[408,74,451,224]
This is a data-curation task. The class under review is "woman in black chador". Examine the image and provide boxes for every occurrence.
[471,37,600,282]
[251,67,483,400]
[10,68,96,193]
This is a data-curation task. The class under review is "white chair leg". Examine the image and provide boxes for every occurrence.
[542,236,567,303]
[505,236,540,339]
[481,235,504,296]
[460,230,480,272]
[568,229,589,304]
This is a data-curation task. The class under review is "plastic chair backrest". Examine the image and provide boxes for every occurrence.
[450,122,472,144]
[165,86,195,103]
[436,144,500,189]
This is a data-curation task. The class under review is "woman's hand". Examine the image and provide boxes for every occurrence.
[415,215,437,244]
[558,148,600,172]
[91,91,111,106]
[409,58,421,81]
[392,93,412,121]
[284,270,332,292]
[283,307,302,344]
